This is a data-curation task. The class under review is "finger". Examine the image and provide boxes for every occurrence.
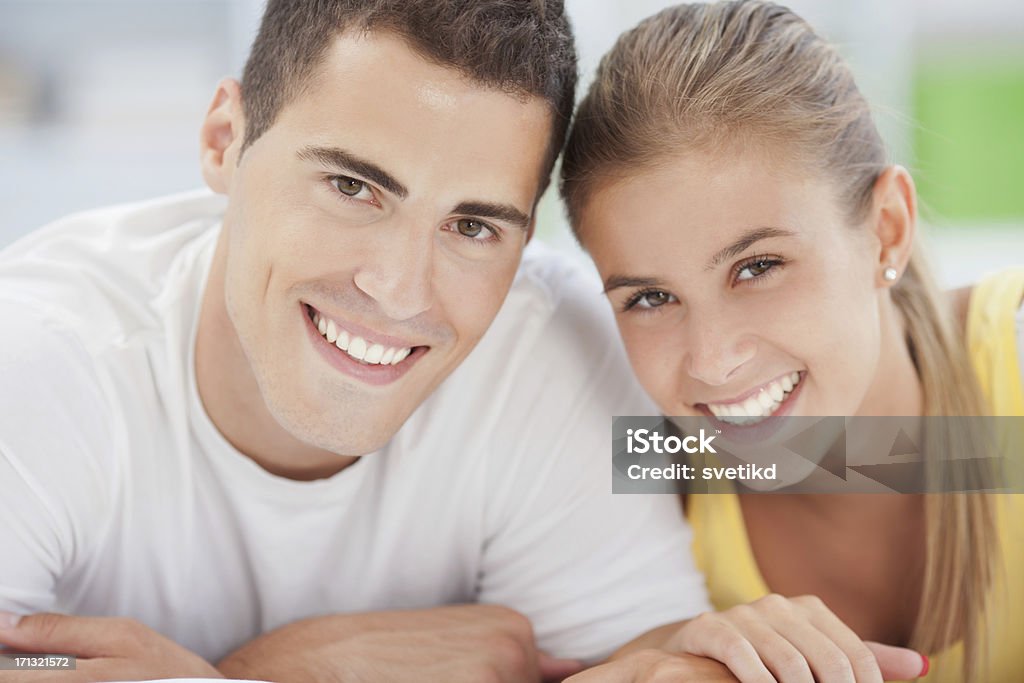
[766,613,855,683]
[674,613,777,683]
[864,642,929,682]
[796,597,883,683]
[538,651,586,681]
[0,613,123,658]
[730,620,812,683]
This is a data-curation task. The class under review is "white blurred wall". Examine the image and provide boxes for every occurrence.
[1,0,1020,286]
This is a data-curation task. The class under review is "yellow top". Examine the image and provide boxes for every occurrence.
[688,268,1024,682]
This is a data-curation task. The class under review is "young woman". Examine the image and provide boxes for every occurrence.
[560,1,1024,681]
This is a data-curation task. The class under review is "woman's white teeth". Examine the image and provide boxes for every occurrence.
[312,311,413,366]
[708,373,803,424]
[348,336,367,360]
[743,397,761,416]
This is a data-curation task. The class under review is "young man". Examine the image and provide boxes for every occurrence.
[0,1,708,680]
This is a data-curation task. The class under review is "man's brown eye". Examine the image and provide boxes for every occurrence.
[456,219,486,238]
[333,176,365,197]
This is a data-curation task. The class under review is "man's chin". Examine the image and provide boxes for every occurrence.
[301,412,411,457]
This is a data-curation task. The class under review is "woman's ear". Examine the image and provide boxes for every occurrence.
[870,165,918,287]
[199,78,246,195]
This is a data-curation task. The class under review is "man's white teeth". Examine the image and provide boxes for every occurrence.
[312,311,413,366]
[708,372,802,425]
[348,336,367,360]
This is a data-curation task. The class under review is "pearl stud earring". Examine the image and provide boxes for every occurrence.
[883,266,898,282]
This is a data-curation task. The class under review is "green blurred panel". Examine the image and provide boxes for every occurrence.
[913,53,1024,222]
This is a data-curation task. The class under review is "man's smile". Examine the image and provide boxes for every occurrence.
[302,303,429,385]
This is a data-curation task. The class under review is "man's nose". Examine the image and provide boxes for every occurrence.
[353,226,434,321]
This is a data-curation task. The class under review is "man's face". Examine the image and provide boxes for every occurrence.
[216,32,552,456]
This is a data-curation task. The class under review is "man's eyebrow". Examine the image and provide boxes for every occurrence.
[452,201,531,232]
[602,275,664,294]
[706,226,795,270]
[297,146,408,199]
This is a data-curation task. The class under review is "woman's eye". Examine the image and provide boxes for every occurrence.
[736,258,777,281]
[632,290,676,309]
[330,176,370,199]
[455,219,490,239]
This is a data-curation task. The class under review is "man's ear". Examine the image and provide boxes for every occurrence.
[869,165,917,286]
[199,78,246,195]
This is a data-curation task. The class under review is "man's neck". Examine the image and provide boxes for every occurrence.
[193,230,359,481]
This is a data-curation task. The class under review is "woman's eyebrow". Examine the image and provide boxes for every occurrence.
[602,275,664,294]
[705,226,795,270]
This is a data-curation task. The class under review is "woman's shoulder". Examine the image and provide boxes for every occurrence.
[965,267,1024,415]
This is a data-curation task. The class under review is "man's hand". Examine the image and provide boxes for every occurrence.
[218,604,583,683]
[565,650,740,682]
[0,611,222,682]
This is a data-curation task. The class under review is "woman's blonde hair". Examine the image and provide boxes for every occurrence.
[561,1,998,677]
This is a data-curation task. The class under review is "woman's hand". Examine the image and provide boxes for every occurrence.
[664,594,928,683]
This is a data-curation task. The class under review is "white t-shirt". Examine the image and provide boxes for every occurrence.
[0,190,709,664]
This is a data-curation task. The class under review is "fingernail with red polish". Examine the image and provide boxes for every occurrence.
[919,654,930,677]
[0,612,22,630]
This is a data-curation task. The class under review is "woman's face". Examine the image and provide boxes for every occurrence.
[579,150,893,422]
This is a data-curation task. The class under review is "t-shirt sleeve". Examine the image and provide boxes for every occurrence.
[0,299,117,614]
[475,271,710,662]
[1016,293,1024,392]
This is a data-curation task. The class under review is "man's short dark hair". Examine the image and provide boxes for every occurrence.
[240,0,578,195]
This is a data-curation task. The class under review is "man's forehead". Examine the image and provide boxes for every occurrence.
[304,28,552,119]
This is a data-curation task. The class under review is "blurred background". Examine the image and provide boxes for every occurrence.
[0,0,1021,286]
